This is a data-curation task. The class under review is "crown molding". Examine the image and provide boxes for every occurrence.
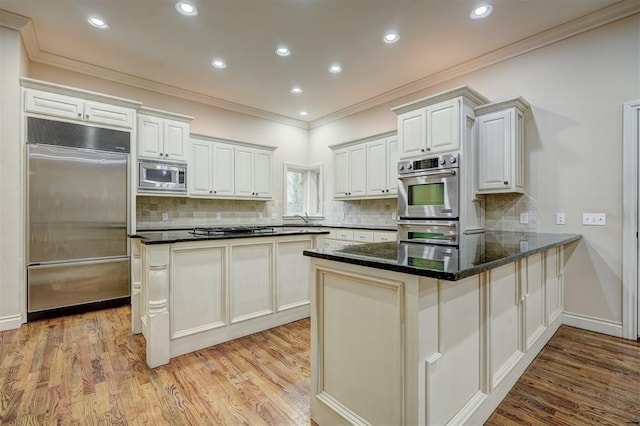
[190,132,278,151]
[0,9,29,31]
[17,25,309,130]
[308,0,640,129]
[474,96,531,116]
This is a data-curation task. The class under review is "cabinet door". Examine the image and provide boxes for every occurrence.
[212,143,235,196]
[334,148,350,198]
[24,90,84,121]
[488,263,523,390]
[426,98,460,154]
[253,150,272,198]
[234,147,255,197]
[137,114,164,159]
[386,136,399,195]
[84,101,134,129]
[190,140,213,196]
[164,120,189,162]
[230,242,274,323]
[525,253,546,349]
[398,108,427,158]
[276,238,312,311]
[477,110,512,192]
[367,138,387,195]
[349,145,367,197]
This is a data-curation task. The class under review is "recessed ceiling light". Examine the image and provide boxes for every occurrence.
[383,32,399,44]
[329,64,342,74]
[211,59,227,69]
[87,16,109,29]
[291,86,303,94]
[176,1,198,16]
[299,111,309,116]
[470,4,493,19]
[276,46,291,57]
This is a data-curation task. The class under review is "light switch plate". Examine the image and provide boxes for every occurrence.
[519,213,528,224]
[583,213,606,226]
[162,212,168,221]
[216,212,221,220]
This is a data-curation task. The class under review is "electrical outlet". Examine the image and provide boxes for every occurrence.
[555,213,566,225]
[271,213,277,220]
[519,212,528,224]
[583,213,606,226]
[162,212,168,221]
[391,212,397,221]
[216,212,221,220]
[258,212,263,220]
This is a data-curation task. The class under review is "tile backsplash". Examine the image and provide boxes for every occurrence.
[136,196,399,229]
[484,193,538,232]
[137,194,533,231]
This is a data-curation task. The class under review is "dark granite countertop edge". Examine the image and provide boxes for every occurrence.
[131,229,331,245]
[303,233,582,281]
[135,223,397,233]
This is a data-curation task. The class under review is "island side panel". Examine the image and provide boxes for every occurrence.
[143,243,171,368]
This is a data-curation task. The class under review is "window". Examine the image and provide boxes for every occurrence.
[284,163,323,217]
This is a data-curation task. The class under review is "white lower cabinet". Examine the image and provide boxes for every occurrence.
[230,242,274,323]
[138,234,319,367]
[171,245,227,338]
[323,228,397,248]
[310,245,566,426]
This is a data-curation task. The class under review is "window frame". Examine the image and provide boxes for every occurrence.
[283,162,323,219]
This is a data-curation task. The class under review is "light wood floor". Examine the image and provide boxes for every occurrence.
[1,306,638,425]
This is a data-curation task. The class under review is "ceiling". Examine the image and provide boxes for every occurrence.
[0,0,632,125]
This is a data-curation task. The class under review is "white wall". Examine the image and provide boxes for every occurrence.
[310,15,640,327]
[0,26,27,329]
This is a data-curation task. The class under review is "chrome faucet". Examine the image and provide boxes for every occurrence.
[295,212,310,224]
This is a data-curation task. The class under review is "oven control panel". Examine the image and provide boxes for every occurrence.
[398,153,459,175]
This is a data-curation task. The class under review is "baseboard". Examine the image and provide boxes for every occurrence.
[0,314,22,331]
[562,311,623,338]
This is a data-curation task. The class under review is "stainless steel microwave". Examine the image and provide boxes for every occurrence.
[138,159,187,193]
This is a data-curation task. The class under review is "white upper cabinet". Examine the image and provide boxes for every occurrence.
[333,132,397,200]
[234,146,273,199]
[137,108,192,162]
[393,87,489,160]
[190,138,235,198]
[24,88,135,129]
[475,97,529,194]
[333,144,367,199]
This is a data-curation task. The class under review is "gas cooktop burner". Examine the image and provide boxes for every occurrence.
[190,226,275,236]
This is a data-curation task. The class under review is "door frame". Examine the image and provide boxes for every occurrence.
[622,99,640,340]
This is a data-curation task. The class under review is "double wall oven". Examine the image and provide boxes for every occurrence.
[397,153,460,246]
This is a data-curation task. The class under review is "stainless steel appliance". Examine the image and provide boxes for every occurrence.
[26,117,130,319]
[397,220,458,246]
[397,242,458,273]
[397,153,459,220]
[138,159,187,193]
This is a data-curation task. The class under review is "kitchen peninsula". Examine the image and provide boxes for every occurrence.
[131,227,328,368]
[303,231,580,426]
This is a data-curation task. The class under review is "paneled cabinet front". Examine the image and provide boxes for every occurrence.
[234,147,273,199]
[137,113,190,162]
[190,139,234,197]
[333,145,367,199]
[366,136,399,196]
[230,241,274,323]
[24,89,134,129]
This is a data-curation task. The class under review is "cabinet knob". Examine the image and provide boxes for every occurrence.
[504,181,509,185]
[77,113,82,118]
[426,147,431,151]
[165,153,169,157]
[382,190,385,193]
[209,190,213,194]
[159,153,163,157]
[85,114,90,119]
[213,190,217,194]
[421,148,425,152]
[386,189,389,193]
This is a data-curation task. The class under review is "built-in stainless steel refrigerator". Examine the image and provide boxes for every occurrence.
[26,117,130,319]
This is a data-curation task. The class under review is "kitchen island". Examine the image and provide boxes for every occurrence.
[130,227,329,367]
[303,231,580,426]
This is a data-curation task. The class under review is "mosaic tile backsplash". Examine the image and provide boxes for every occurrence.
[136,194,535,231]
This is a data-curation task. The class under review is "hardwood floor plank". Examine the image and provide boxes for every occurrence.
[2,307,638,425]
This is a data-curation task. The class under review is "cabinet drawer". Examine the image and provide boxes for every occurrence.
[374,231,397,242]
[335,230,354,241]
[353,231,374,243]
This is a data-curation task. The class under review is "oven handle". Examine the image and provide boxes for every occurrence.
[398,220,458,228]
[401,169,457,178]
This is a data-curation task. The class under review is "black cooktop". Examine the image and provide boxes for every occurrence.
[190,226,275,236]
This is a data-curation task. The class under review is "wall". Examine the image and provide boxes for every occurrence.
[0,26,28,329]
[309,15,640,328]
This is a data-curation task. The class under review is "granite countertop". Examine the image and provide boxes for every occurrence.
[132,227,330,245]
[136,223,397,233]
[303,231,581,281]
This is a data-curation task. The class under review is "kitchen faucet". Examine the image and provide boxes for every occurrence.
[295,212,310,224]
